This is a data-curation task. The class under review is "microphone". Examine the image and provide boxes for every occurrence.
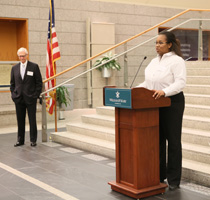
[130,56,147,88]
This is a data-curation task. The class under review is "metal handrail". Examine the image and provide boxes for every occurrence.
[168,18,210,31]
[41,34,157,96]
[42,9,210,85]
[41,9,210,141]
[42,9,191,85]
[0,61,19,64]
[41,17,210,96]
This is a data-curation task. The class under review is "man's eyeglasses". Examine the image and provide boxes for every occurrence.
[18,55,27,58]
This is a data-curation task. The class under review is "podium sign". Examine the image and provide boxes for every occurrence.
[104,88,132,109]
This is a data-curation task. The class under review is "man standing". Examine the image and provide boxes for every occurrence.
[10,47,42,147]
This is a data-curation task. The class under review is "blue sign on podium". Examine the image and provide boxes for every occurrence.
[104,88,132,109]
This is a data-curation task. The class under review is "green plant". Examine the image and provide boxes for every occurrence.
[93,52,121,71]
[56,86,71,108]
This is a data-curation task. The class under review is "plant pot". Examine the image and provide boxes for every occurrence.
[102,68,112,78]
[59,110,65,120]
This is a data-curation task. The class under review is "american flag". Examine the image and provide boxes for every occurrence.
[45,0,60,115]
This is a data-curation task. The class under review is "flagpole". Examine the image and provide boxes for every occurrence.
[54,65,57,132]
[49,0,57,132]
[46,0,60,132]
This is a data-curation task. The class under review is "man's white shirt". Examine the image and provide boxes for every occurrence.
[20,61,28,79]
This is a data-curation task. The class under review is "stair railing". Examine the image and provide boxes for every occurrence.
[41,9,210,141]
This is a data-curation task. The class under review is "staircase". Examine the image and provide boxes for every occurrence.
[51,106,115,158]
[51,61,210,188]
[0,91,50,127]
[0,92,16,126]
[181,61,210,187]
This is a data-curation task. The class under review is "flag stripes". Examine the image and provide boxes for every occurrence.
[45,0,60,115]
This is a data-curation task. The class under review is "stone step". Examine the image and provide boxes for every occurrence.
[51,131,115,158]
[183,115,210,131]
[66,120,210,148]
[63,124,210,164]
[182,159,210,188]
[0,104,54,127]
[182,142,210,165]
[182,127,210,147]
[186,68,210,76]
[96,106,115,116]
[0,105,17,126]
[81,114,115,128]
[185,93,210,106]
[66,122,115,142]
[0,91,14,105]
[184,84,210,95]
[185,61,210,68]
[187,76,210,85]
[0,104,43,126]
[62,127,210,165]
[185,104,210,118]
[63,103,210,137]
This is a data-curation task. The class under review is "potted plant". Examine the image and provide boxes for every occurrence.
[56,86,71,120]
[93,52,121,78]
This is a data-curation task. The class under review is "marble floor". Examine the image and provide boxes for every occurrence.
[0,128,210,200]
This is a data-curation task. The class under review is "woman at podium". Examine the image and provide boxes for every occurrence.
[137,31,186,191]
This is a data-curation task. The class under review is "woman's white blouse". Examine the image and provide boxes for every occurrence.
[137,52,186,97]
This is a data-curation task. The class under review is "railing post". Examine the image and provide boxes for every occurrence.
[41,83,48,142]
[86,17,92,106]
[124,43,128,87]
[198,20,203,60]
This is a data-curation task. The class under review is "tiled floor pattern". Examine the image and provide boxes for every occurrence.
[46,142,210,200]
[57,145,210,198]
[0,131,209,200]
[0,161,78,200]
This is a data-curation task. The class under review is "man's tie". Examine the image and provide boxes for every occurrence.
[21,64,25,79]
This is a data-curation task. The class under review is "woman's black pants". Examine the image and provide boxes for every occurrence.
[159,92,185,186]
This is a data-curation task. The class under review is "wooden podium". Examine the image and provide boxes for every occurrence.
[103,86,171,199]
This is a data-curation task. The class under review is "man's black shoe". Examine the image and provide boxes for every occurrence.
[31,142,37,147]
[169,185,179,191]
[14,142,24,147]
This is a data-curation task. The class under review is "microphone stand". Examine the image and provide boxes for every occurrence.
[130,56,147,88]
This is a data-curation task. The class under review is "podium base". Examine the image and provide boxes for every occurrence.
[108,181,167,199]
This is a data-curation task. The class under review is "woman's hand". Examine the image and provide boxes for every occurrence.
[152,90,165,99]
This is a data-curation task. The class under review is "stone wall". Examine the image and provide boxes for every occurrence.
[0,0,209,108]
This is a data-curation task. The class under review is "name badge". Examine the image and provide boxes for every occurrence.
[27,71,34,76]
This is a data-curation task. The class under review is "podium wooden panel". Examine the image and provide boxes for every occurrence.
[103,87,171,199]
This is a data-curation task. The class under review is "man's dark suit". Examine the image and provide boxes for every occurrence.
[10,61,42,144]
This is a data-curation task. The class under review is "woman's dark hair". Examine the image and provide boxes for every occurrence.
[159,31,183,57]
